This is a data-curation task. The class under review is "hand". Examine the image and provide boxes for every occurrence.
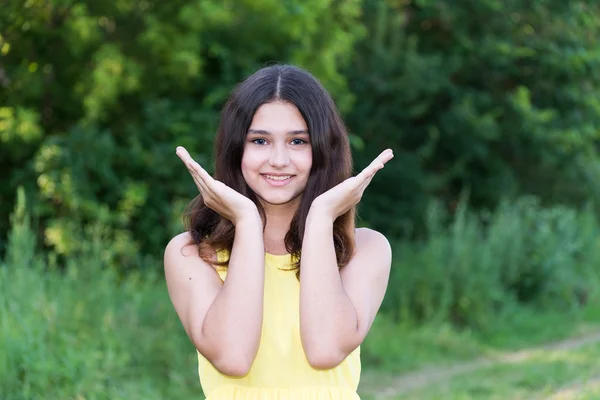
[176,146,258,225]
[310,149,394,221]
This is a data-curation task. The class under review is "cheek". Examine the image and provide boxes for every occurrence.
[241,150,268,189]
[299,149,313,172]
[241,149,260,174]
[240,156,253,183]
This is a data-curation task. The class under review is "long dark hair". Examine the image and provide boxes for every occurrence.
[183,64,355,270]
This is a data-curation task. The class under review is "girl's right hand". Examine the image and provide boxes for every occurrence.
[176,146,258,225]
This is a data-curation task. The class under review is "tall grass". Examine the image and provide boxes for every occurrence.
[362,196,600,372]
[0,189,200,400]
[2,191,600,398]
[383,196,600,330]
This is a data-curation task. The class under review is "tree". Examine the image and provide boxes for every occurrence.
[0,0,364,266]
[346,0,600,237]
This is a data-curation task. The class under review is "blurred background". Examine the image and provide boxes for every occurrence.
[2,1,600,399]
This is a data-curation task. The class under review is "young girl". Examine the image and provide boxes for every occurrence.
[164,64,393,399]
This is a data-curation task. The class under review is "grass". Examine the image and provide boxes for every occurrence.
[358,304,600,398]
[360,303,600,375]
[396,340,600,400]
[2,193,600,398]
[0,255,202,400]
[4,255,598,400]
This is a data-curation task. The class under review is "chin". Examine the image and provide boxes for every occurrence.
[256,192,304,207]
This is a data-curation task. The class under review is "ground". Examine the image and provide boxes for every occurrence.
[359,330,600,400]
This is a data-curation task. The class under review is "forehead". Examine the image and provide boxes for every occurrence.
[249,101,308,132]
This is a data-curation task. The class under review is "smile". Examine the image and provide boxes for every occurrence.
[262,174,294,186]
[265,175,292,181]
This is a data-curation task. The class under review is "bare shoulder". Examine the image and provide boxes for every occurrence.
[341,227,392,280]
[341,227,392,336]
[163,232,218,278]
[354,227,392,266]
[165,231,218,263]
[163,232,223,311]
[163,233,224,349]
[164,232,198,267]
[164,231,194,256]
[355,227,391,252]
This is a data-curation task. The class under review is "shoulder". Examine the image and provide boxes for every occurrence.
[163,233,225,294]
[354,227,392,263]
[164,232,195,262]
[340,228,392,324]
[164,232,210,269]
[340,227,392,280]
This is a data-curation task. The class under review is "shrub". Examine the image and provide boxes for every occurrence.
[383,196,600,330]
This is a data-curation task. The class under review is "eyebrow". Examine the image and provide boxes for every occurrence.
[247,129,309,135]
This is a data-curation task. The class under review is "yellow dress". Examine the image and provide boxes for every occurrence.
[197,252,361,399]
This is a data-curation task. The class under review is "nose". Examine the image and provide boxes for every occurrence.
[268,143,290,169]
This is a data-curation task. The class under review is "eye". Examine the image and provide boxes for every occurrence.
[251,138,267,145]
[291,138,307,145]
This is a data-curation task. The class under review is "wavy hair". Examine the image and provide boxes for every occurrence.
[183,64,355,270]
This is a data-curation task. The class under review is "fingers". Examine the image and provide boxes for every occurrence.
[176,146,212,193]
[176,146,212,181]
[358,149,394,181]
[355,149,394,195]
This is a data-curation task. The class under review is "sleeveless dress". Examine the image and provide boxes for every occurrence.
[197,252,361,399]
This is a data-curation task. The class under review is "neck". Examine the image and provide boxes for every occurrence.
[261,200,300,254]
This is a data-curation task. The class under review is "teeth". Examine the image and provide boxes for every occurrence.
[265,175,292,181]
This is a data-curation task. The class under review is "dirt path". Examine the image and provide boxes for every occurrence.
[360,330,600,399]
[543,377,600,400]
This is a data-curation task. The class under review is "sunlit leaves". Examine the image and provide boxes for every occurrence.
[0,107,43,160]
[1,0,364,264]
[345,0,600,236]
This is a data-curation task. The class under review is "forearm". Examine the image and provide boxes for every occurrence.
[200,214,265,369]
[299,210,358,367]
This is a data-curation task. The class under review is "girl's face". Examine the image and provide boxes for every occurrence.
[241,101,313,209]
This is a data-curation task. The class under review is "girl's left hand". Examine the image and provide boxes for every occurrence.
[310,149,394,221]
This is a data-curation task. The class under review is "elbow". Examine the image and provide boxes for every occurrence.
[305,348,346,370]
[211,356,253,377]
[194,339,254,377]
[303,333,361,370]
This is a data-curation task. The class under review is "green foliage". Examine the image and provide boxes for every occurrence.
[348,0,600,236]
[0,190,200,399]
[3,0,600,268]
[3,195,598,398]
[395,341,600,400]
[383,196,600,330]
[3,4,600,392]
[4,0,600,266]
[360,305,598,375]
[0,0,364,263]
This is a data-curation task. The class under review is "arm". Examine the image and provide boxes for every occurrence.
[299,215,391,369]
[166,146,266,377]
[299,148,394,369]
[164,213,265,377]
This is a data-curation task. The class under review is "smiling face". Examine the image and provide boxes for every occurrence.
[241,101,313,210]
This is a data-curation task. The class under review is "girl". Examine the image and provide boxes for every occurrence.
[164,64,393,399]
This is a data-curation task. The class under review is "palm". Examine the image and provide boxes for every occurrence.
[211,180,255,211]
[176,146,257,224]
[313,149,394,219]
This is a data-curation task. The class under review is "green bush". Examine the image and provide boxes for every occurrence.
[2,190,600,397]
[383,196,600,330]
[0,192,200,400]
[347,0,600,237]
[4,1,600,272]
[0,0,364,266]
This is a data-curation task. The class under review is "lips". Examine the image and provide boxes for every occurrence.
[261,174,294,186]
[264,175,292,181]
